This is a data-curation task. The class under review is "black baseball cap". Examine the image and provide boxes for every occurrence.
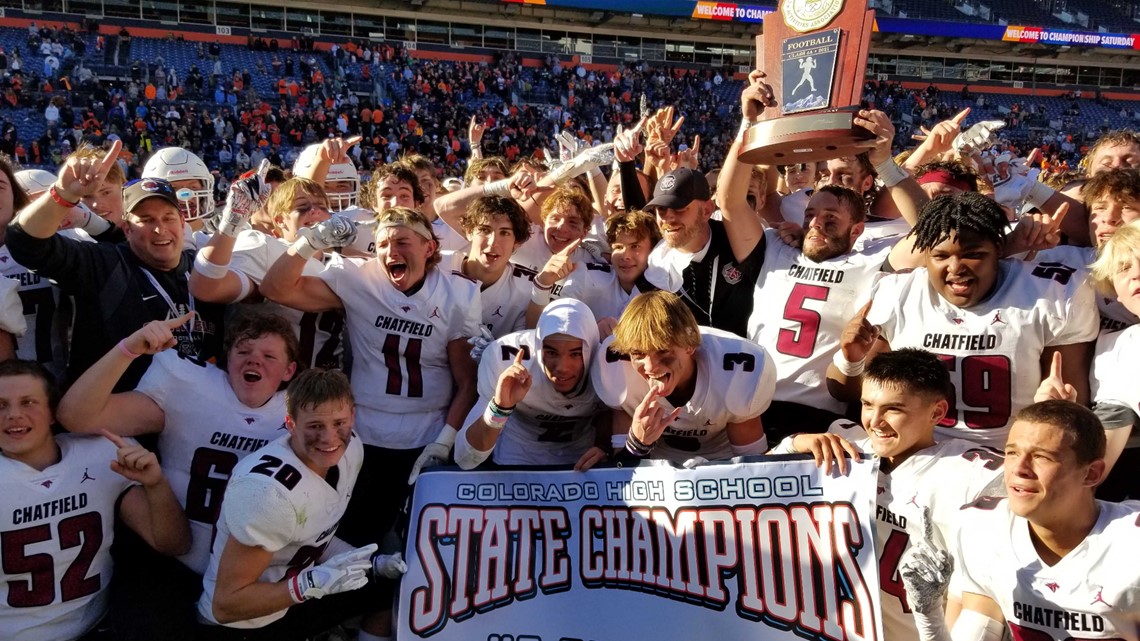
[122,178,180,213]
[645,168,711,210]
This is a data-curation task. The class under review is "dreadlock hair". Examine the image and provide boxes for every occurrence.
[909,191,1008,253]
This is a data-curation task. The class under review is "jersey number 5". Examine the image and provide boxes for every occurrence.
[776,283,829,358]
[2,512,102,607]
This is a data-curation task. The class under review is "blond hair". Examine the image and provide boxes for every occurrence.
[374,206,442,270]
[1090,220,1140,296]
[611,291,701,355]
[266,177,330,233]
[69,144,125,185]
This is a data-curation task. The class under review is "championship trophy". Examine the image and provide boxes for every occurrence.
[738,0,877,165]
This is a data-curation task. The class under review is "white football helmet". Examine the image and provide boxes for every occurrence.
[294,143,360,211]
[143,147,216,221]
[14,169,56,198]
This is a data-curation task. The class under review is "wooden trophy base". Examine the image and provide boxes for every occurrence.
[739,106,876,165]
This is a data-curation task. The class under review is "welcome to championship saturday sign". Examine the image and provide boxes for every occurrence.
[397,457,885,641]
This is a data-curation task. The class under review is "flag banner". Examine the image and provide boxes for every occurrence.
[397,457,884,641]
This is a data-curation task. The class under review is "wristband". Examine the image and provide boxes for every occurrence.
[832,350,866,377]
[50,185,79,208]
[482,401,511,428]
[875,158,909,188]
[611,434,627,451]
[291,236,319,260]
[737,118,755,142]
[1023,180,1055,211]
[482,179,511,198]
[531,282,553,307]
[471,142,481,151]
[193,252,232,280]
[117,339,141,360]
[587,167,603,179]
[625,431,654,458]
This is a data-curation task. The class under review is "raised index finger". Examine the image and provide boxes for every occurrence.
[101,429,128,449]
[951,107,971,125]
[1049,350,1064,381]
[514,348,527,367]
[95,139,122,180]
[164,311,196,329]
[1047,202,1069,233]
[558,238,582,257]
[854,299,874,321]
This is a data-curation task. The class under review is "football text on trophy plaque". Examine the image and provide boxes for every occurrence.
[738,0,877,165]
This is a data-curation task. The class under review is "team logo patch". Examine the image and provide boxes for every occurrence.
[660,174,676,191]
[139,179,167,192]
[721,262,743,285]
[1045,582,1060,593]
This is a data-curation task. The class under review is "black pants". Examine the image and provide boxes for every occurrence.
[337,444,423,550]
[110,526,201,641]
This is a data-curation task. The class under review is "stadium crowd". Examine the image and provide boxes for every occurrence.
[0,16,1139,641]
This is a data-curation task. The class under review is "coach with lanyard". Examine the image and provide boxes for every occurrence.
[7,140,225,389]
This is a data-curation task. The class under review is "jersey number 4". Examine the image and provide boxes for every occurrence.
[382,334,424,397]
[2,512,102,607]
[777,283,829,358]
[937,354,1012,429]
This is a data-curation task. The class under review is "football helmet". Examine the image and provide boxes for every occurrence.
[14,169,56,197]
[294,143,360,211]
[143,147,216,221]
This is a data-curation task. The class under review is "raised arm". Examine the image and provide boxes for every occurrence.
[260,217,349,313]
[859,109,929,227]
[715,70,770,263]
[190,160,272,303]
[57,315,191,435]
[15,139,121,238]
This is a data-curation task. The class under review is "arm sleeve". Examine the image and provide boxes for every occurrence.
[221,476,297,552]
[618,161,646,211]
[5,222,110,286]
[0,277,27,336]
[1046,276,1099,346]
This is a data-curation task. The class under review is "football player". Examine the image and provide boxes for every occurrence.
[828,192,1099,446]
[196,368,405,637]
[57,311,300,639]
[902,400,1140,641]
[527,209,659,334]
[143,147,217,243]
[456,298,608,470]
[440,195,534,338]
[191,169,347,369]
[0,360,190,641]
[770,349,1005,641]
[592,291,775,463]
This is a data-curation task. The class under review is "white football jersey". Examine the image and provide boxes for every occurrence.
[821,420,1005,641]
[464,329,605,465]
[432,216,469,253]
[134,350,288,575]
[0,273,26,336]
[0,435,135,641]
[1091,326,1140,449]
[955,498,1140,641]
[749,228,896,413]
[508,228,606,278]
[197,434,364,629]
[229,230,347,369]
[1031,245,1138,332]
[867,260,1099,446]
[318,262,482,448]
[0,245,66,379]
[439,250,531,338]
[591,327,776,462]
[551,262,639,322]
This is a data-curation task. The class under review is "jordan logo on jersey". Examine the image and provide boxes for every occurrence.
[492,306,503,318]
[429,307,441,319]
[1091,588,1111,607]
[907,493,920,508]
[80,468,96,483]
[991,312,1006,325]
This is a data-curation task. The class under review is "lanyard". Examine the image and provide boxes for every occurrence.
[139,268,194,319]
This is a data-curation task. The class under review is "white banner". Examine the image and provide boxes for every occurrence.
[397,457,884,641]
